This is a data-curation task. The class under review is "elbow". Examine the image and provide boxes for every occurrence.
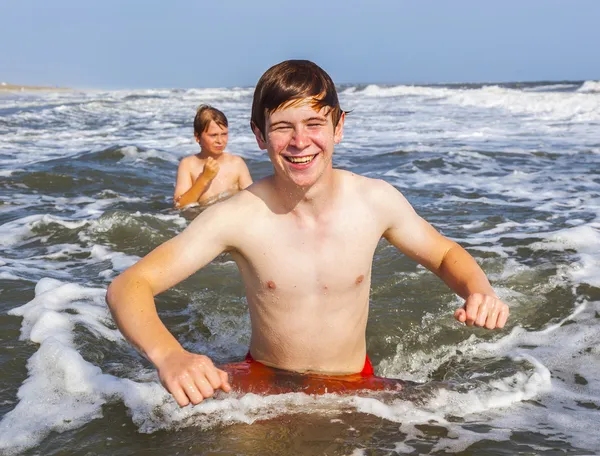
[106,273,132,313]
[105,276,121,312]
[173,195,182,209]
[436,244,456,272]
[436,242,464,276]
[105,271,154,312]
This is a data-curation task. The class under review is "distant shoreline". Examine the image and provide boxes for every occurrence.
[0,82,71,92]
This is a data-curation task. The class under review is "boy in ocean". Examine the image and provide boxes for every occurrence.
[107,60,509,406]
[173,105,253,208]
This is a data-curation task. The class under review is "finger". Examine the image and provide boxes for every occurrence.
[194,375,215,399]
[465,294,483,325]
[218,369,231,392]
[204,366,224,390]
[169,383,191,407]
[454,308,466,323]
[484,303,500,329]
[497,306,509,328]
[475,296,491,327]
[183,381,205,405]
[189,356,217,398]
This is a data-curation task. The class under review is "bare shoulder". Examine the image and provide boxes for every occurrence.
[223,153,248,167]
[337,169,400,201]
[179,154,202,170]
[184,186,263,247]
[336,170,415,230]
[207,179,269,218]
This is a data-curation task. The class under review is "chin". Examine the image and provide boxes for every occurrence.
[289,170,322,188]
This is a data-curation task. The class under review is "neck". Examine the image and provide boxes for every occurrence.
[197,149,222,160]
[272,167,338,217]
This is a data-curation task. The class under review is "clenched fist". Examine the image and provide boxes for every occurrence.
[454,293,509,329]
[156,349,231,407]
[201,157,220,181]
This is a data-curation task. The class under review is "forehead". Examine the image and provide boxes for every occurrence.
[203,120,228,133]
[266,98,332,124]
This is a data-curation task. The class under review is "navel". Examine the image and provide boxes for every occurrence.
[355,274,365,285]
[266,280,277,290]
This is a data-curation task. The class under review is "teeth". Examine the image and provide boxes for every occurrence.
[287,155,315,164]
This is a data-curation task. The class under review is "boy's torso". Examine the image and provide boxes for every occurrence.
[222,170,392,374]
[188,153,241,202]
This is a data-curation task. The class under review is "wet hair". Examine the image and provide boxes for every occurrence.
[194,104,228,137]
[251,60,344,138]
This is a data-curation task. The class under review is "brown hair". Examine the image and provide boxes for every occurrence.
[194,104,228,136]
[251,60,344,138]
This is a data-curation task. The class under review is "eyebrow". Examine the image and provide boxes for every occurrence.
[303,116,327,123]
[269,121,292,129]
[269,116,327,129]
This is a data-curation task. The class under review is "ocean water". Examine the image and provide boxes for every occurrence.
[0,79,599,455]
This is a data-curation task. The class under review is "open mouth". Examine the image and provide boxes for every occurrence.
[284,155,316,164]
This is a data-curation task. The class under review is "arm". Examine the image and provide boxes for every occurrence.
[173,158,193,205]
[377,181,509,329]
[174,158,219,208]
[236,157,253,189]
[106,202,237,406]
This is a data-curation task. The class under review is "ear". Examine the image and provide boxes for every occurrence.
[194,132,200,143]
[251,122,267,150]
[334,112,345,144]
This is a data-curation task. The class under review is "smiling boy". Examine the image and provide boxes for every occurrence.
[107,60,509,407]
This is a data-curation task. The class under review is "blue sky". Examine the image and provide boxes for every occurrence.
[1,0,598,89]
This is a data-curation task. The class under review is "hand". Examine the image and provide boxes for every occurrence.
[201,157,220,181]
[454,293,509,329]
[155,349,231,407]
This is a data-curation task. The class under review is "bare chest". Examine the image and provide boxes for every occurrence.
[190,162,238,194]
[235,217,381,294]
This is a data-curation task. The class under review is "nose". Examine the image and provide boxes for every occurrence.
[291,127,309,150]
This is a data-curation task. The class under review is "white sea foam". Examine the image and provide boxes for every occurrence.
[0,275,564,454]
[118,145,179,164]
[0,271,24,281]
[90,244,139,275]
[522,83,580,92]
[380,299,600,450]
[529,224,600,287]
[0,214,88,247]
[0,214,44,246]
[577,80,600,93]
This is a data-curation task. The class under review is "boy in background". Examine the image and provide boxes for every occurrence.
[174,105,252,208]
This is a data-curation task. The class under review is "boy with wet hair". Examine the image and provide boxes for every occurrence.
[174,104,252,208]
[107,60,509,407]
[250,60,344,139]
